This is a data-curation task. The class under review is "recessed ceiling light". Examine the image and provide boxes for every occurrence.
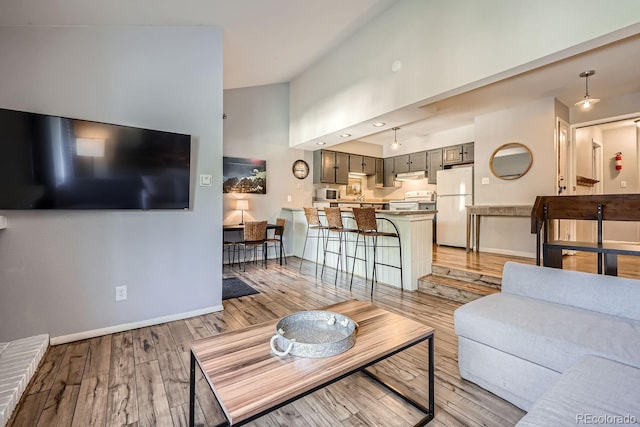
[316,141,326,145]
[340,133,352,138]
[373,122,385,127]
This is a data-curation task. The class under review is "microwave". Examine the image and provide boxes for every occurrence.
[316,188,340,200]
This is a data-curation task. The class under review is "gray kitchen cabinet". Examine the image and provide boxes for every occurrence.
[374,158,384,187]
[443,142,474,165]
[394,154,410,174]
[349,154,363,173]
[409,151,427,172]
[363,156,376,175]
[313,150,350,184]
[335,152,350,184]
[395,152,427,173]
[427,149,443,184]
[383,157,395,187]
[349,154,376,175]
[462,142,474,163]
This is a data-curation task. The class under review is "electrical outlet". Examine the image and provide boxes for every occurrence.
[287,195,292,202]
[115,285,127,301]
[199,174,212,186]
[621,180,627,188]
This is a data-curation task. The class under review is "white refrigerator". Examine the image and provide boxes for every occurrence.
[436,166,473,247]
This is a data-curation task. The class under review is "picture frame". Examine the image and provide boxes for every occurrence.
[223,157,267,194]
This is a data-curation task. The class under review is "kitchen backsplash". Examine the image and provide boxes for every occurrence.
[314,175,436,200]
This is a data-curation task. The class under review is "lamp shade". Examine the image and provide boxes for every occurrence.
[236,199,249,211]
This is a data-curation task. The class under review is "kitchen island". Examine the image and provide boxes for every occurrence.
[282,208,434,291]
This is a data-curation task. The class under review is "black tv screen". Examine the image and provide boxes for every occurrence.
[0,108,191,210]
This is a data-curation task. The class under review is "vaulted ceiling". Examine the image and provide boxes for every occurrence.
[1,0,639,143]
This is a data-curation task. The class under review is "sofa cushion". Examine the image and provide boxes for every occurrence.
[501,262,640,321]
[454,293,640,373]
[516,355,640,426]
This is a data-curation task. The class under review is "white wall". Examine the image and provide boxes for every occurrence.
[290,0,640,145]
[222,84,312,253]
[0,26,223,341]
[602,125,640,241]
[574,126,604,241]
[473,98,557,257]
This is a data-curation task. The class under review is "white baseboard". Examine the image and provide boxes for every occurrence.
[479,247,536,259]
[50,304,224,345]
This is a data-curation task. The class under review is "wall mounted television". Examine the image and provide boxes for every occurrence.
[0,108,191,210]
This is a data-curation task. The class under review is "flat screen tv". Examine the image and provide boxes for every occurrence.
[0,108,191,210]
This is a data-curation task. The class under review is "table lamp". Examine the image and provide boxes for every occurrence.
[236,199,249,225]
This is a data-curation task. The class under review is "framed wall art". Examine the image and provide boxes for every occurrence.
[223,157,267,194]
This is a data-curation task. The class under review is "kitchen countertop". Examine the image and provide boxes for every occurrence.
[282,207,435,215]
[313,198,387,203]
[376,210,436,215]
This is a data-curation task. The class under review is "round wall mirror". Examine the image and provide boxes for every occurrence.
[489,142,533,180]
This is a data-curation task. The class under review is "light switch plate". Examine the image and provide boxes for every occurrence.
[200,174,212,186]
[481,177,490,185]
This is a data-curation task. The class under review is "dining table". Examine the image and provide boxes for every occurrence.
[223,223,284,265]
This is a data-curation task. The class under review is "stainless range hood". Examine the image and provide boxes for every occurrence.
[395,171,427,181]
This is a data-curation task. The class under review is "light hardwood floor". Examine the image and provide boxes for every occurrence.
[433,245,640,280]
[9,253,533,427]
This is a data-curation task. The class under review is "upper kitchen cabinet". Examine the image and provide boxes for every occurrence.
[394,151,427,174]
[409,151,428,172]
[443,142,474,166]
[349,154,376,175]
[427,149,443,184]
[383,157,395,187]
[313,150,350,184]
[394,154,410,174]
[374,158,384,187]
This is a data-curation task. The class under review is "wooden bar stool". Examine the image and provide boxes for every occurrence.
[321,207,357,284]
[299,207,329,276]
[349,207,403,297]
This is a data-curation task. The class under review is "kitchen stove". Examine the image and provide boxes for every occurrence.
[388,190,435,211]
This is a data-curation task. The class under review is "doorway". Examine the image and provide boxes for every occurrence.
[572,113,640,242]
[556,117,574,242]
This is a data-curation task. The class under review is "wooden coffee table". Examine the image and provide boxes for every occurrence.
[189,299,435,426]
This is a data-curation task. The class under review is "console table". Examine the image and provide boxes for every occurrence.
[466,205,533,252]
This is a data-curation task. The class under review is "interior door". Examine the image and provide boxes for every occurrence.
[556,118,575,242]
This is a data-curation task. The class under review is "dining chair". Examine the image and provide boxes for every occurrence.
[238,221,268,271]
[267,218,287,264]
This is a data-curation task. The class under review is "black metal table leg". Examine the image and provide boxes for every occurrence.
[189,351,196,427]
[428,333,434,423]
[360,334,435,425]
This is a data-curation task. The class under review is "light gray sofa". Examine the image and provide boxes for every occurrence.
[454,261,640,422]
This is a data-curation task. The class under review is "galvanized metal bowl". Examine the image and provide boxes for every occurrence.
[270,310,357,358]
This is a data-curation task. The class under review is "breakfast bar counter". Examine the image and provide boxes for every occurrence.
[282,208,434,291]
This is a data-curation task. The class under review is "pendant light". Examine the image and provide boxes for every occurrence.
[575,70,600,109]
[391,127,401,150]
